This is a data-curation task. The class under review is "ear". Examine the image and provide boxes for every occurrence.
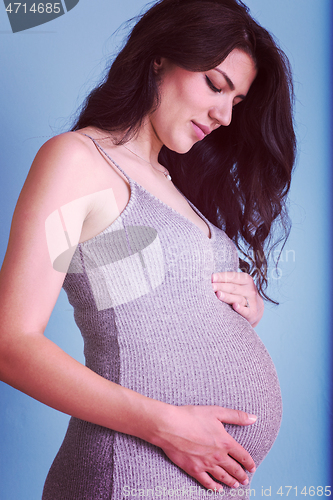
[153,57,165,74]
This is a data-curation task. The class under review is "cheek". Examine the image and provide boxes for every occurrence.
[174,81,201,112]
[150,75,204,145]
[161,74,199,116]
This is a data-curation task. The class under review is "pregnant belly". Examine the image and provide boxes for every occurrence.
[115,299,282,468]
[48,298,282,500]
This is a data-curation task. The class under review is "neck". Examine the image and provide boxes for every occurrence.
[119,120,172,181]
[123,117,162,166]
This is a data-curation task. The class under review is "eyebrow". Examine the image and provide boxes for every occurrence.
[213,68,246,100]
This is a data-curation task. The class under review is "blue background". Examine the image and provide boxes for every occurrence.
[0,0,331,498]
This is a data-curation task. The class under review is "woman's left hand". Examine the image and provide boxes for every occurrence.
[211,271,264,327]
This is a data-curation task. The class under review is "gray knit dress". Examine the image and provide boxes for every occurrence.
[42,137,282,500]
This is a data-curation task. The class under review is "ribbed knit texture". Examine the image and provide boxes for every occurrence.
[42,138,282,500]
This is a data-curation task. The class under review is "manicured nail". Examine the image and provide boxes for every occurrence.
[248,414,257,422]
[241,478,249,486]
[249,467,256,473]
[211,273,217,282]
[212,283,218,291]
[217,291,224,300]
[233,481,240,488]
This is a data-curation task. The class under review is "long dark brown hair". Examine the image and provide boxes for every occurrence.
[72,0,296,302]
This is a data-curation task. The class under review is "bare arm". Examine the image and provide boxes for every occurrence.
[0,133,256,490]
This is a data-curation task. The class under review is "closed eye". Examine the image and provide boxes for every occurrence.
[205,75,221,93]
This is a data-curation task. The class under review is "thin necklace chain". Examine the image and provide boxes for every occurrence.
[122,144,172,181]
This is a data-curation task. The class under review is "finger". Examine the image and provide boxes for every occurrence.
[213,281,254,295]
[212,282,243,295]
[194,471,224,493]
[233,302,260,328]
[227,442,256,474]
[210,465,243,488]
[216,407,257,426]
[212,271,251,285]
[233,301,252,315]
[216,291,250,309]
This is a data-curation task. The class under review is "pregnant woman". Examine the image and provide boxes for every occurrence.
[0,0,295,498]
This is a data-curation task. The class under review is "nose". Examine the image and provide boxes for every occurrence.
[209,100,233,127]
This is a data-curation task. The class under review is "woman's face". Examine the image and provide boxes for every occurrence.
[149,49,257,153]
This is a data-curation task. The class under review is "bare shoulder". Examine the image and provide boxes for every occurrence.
[37,129,92,155]
[21,130,120,215]
[30,131,97,189]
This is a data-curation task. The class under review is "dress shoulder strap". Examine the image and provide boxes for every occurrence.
[82,133,131,183]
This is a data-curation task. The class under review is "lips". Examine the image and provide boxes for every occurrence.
[191,121,210,141]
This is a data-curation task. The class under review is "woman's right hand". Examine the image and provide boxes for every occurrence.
[154,405,256,491]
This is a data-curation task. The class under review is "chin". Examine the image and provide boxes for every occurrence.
[166,139,197,155]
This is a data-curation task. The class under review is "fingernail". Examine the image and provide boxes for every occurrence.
[211,273,217,282]
[217,291,224,300]
[234,303,240,309]
[249,467,256,473]
[212,283,218,291]
[248,414,257,422]
[233,481,240,488]
[241,478,249,486]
